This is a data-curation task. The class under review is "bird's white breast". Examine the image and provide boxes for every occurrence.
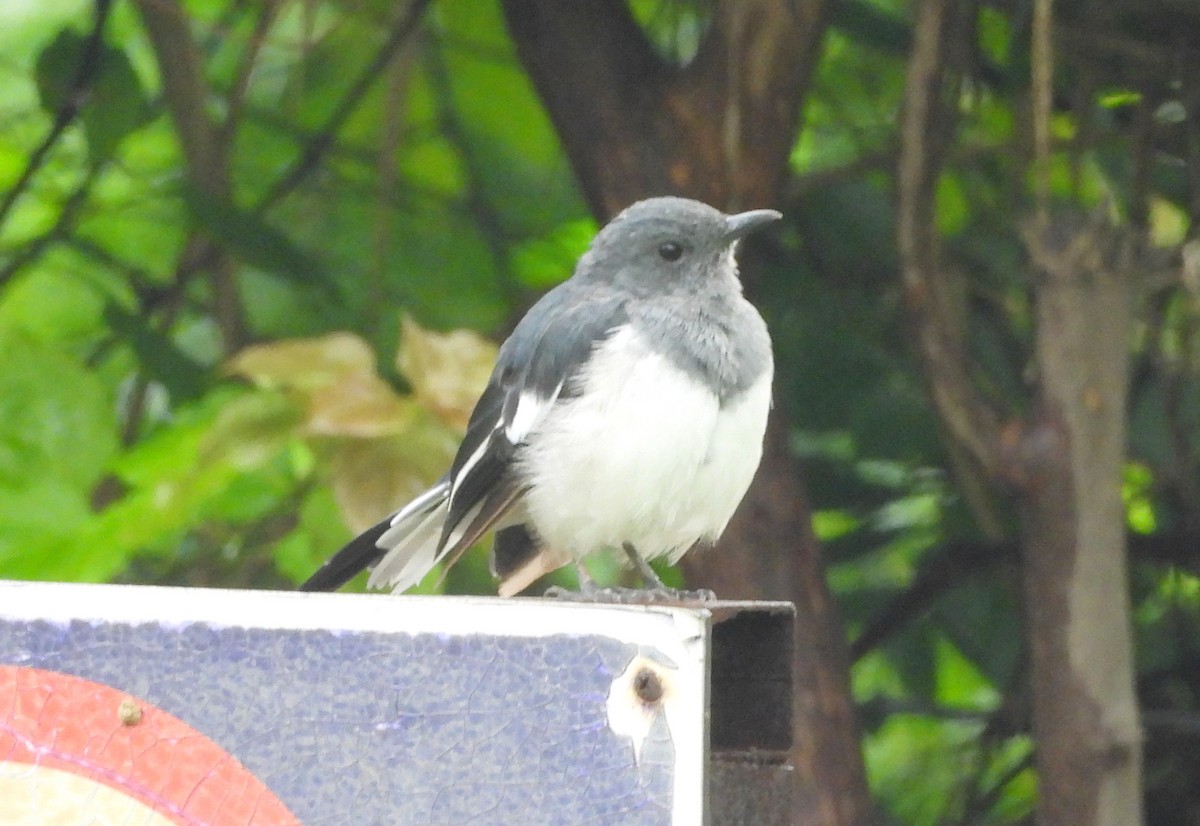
[516,325,772,562]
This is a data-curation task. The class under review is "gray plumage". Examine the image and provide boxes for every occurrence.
[301,196,779,597]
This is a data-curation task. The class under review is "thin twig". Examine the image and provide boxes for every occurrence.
[255,0,434,211]
[423,35,520,307]
[0,164,103,287]
[222,0,279,141]
[0,0,114,230]
[370,32,418,332]
[896,0,1003,492]
[850,528,1200,661]
[135,0,247,350]
[1031,0,1053,223]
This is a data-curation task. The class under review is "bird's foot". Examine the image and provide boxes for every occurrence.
[541,547,716,604]
[543,584,716,605]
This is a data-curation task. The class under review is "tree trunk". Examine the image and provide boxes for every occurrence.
[895,0,1145,818]
[1019,213,1143,825]
[501,1,874,822]
[691,418,872,825]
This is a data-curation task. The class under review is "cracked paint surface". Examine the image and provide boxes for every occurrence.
[0,664,300,825]
[0,602,681,824]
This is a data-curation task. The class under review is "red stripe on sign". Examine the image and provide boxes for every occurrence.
[0,665,301,826]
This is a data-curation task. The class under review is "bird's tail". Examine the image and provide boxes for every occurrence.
[365,481,452,592]
[299,480,450,593]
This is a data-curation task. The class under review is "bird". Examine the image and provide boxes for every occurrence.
[300,196,779,599]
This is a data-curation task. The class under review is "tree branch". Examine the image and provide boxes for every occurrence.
[501,0,667,216]
[0,165,102,287]
[134,0,245,350]
[221,0,279,142]
[1030,0,1053,222]
[1020,210,1142,826]
[0,0,114,232]
[502,0,824,216]
[135,0,230,191]
[254,0,433,211]
[897,0,1006,517]
[851,528,1200,662]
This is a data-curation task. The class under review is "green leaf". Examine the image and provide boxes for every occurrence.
[0,267,107,343]
[274,485,350,585]
[511,219,596,288]
[812,509,862,542]
[0,331,117,491]
[933,583,1022,686]
[934,636,999,709]
[104,303,209,401]
[196,388,304,471]
[433,0,586,236]
[203,451,297,524]
[110,387,234,486]
[35,29,153,159]
[184,188,329,290]
[829,0,911,56]
[866,714,983,824]
[935,173,969,237]
[34,29,86,112]
[0,480,93,579]
[398,135,468,198]
[977,5,1012,67]
[68,387,305,580]
[627,0,709,64]
[384,204,509,330]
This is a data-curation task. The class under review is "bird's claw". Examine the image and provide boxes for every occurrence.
[543,585,716,605]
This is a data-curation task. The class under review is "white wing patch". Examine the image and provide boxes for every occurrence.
[450,381,565,513]
[447,436,493,512]
[505,383,563,443]
[387,483,449,528]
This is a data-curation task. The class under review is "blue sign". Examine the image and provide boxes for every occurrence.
[0,581,708,825]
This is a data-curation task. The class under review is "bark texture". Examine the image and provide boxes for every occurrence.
[501,1,874,823]
[895,0,1146,819]
[503,0,824,215]
[1020,214,1143,825]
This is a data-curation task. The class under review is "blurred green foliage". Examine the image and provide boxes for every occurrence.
[2,0,1199,821]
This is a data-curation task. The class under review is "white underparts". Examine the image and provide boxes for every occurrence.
[516,326,772,564]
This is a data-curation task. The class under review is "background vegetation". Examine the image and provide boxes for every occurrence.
[2,0,1199,823]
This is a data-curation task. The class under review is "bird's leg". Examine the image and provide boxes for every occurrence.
[575,562,599,594]
[545,562,650,602]
[544,562,616,600]
[622,542,669,589]
[543,550,716,604]
[622,542,717,603]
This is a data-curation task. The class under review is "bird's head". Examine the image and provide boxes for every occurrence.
[576,197,781,296]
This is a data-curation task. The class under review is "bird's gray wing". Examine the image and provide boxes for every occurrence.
[301,288,626,594]
[435,287,629,564]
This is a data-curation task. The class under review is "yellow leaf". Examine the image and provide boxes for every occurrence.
[328,428,458,533]
[305,375,417,438]
[227,333,377,392]
[197,390,301,470]
[396,315,496,431]
[227,333,415,437]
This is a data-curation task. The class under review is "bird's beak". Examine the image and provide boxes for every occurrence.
[723,209,782,243]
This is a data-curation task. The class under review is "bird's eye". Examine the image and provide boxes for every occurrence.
[658,241,684,262]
